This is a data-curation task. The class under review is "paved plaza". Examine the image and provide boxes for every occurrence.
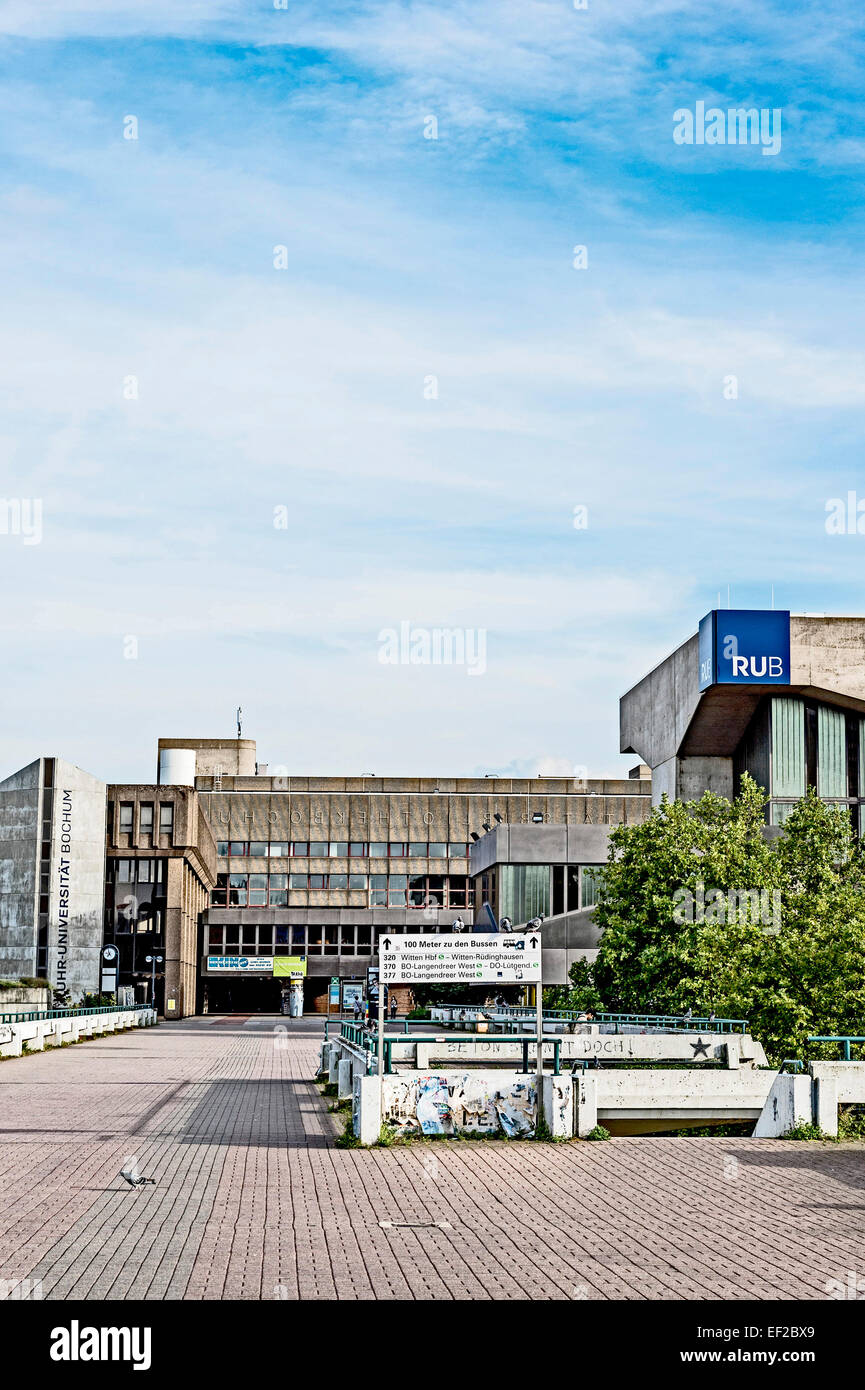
[0,1016,862,1301]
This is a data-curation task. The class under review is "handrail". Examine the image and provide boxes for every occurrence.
[0,1004,151,1025]
[807,1034,865,1062]
[494,1006,749,1034]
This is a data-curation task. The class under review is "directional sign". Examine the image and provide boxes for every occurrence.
[378,933,541,985]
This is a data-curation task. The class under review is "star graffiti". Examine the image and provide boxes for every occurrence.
[690,1037,712,1058]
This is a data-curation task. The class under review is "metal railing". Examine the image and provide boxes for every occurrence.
[338,1020,565,1075]
[0,1004,150,1026]
[807,1035,865,1062]
[496,1006,748,1034]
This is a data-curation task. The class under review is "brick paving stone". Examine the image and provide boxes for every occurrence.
[0,1015,863,1301]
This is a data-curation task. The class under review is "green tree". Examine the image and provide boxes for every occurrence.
[554,777,865,1063]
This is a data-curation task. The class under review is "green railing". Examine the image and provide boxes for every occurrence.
[338,1021,565,1075]
[0,1004,150,1026]
[807,1035,865,1062]
[497,1007,748,1034]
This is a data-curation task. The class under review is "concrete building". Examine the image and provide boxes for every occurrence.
[0,757,106,999]
[105,784,217,1017]
[621,609,865,826]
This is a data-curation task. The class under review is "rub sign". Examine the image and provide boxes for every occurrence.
[378,933,541,985]
[698,609,790,691]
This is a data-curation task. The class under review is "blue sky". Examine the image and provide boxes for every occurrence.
[1,0,865,782]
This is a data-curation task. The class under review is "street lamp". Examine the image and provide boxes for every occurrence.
[144,954,163,1010]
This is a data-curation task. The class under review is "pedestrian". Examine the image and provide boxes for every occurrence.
[389,994,398,1020]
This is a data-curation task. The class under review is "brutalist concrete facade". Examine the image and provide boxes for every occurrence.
[0,756,106,1000]
[621,614,865,806]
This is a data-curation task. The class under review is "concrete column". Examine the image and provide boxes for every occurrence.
[812,1075,839,1137]
[338,1057,353,1100]
[574,1072,598,1137]
[354,1074,382,1145]
[543,1074,574,1138]
[753,1073,812,1136]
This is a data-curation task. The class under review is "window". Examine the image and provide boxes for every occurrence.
[309,874,327,890]
[269,842,289,857]
[138,860,155,883]
[388,874,407,907]
[229,841,248,856]
[449,843,469,857]
[119,803,133,832]
[428,843,447,859]
[139,803,154,834]
[290,841,308,856]
[370,872,387,906]
[349,873,368,889]
[249,842,268,858]
[349,841,367,857]
[248,873,268,905]
[289,874,307,889]
[116,859,135,882]
[308,841,327,857]
[229,874,248,906]
[217,841,229,857]
[408,842,427,856]
[269,873,287,905]
[389,842,408,857]
[212,874,227,907]
[580,866,604,909]
[159,804,174,834]
[329,873,348,889]
[329,842,348,857]
[369,842,387,858]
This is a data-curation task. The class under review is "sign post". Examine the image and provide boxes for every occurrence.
[535,944,544,1124]
[377,932,543,1129]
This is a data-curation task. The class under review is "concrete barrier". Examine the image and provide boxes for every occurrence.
[0,1007,156,1060]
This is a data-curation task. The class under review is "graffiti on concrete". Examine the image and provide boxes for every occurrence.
[384,1073,536,1138]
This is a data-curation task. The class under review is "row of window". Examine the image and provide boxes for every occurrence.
[108,859,166,884]
[116,803,174,835]
[216,840,470,859]
[211,873,475,908]
[207,923,455,956]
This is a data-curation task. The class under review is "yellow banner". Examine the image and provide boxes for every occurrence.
[273,956,308,978]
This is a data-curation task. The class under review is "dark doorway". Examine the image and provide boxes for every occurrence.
[204,975,283,1013]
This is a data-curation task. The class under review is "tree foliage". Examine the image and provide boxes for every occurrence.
[551,777,865,1063]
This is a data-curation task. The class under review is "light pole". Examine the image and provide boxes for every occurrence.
[144,954,163,1010]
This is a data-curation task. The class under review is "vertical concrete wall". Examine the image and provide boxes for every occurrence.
[0,759,40,979]
[48,760,106,1001]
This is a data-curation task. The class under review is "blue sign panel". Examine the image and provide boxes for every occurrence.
[698,610,790,691]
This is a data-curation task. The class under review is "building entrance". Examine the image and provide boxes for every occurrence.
[202,975,284,1014]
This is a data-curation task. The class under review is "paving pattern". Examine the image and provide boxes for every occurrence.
[0,1015,862,1300]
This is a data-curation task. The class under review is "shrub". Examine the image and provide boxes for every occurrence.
[782,1120,834,1141]
[585,1124,611,1141]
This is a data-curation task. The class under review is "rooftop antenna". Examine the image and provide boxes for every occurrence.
[236,706,242,738]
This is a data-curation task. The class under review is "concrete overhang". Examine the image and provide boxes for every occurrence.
[621,614,865,767]
[469,823,611,875]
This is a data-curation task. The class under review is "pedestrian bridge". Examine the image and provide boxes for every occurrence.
[323,1021,865,1143]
